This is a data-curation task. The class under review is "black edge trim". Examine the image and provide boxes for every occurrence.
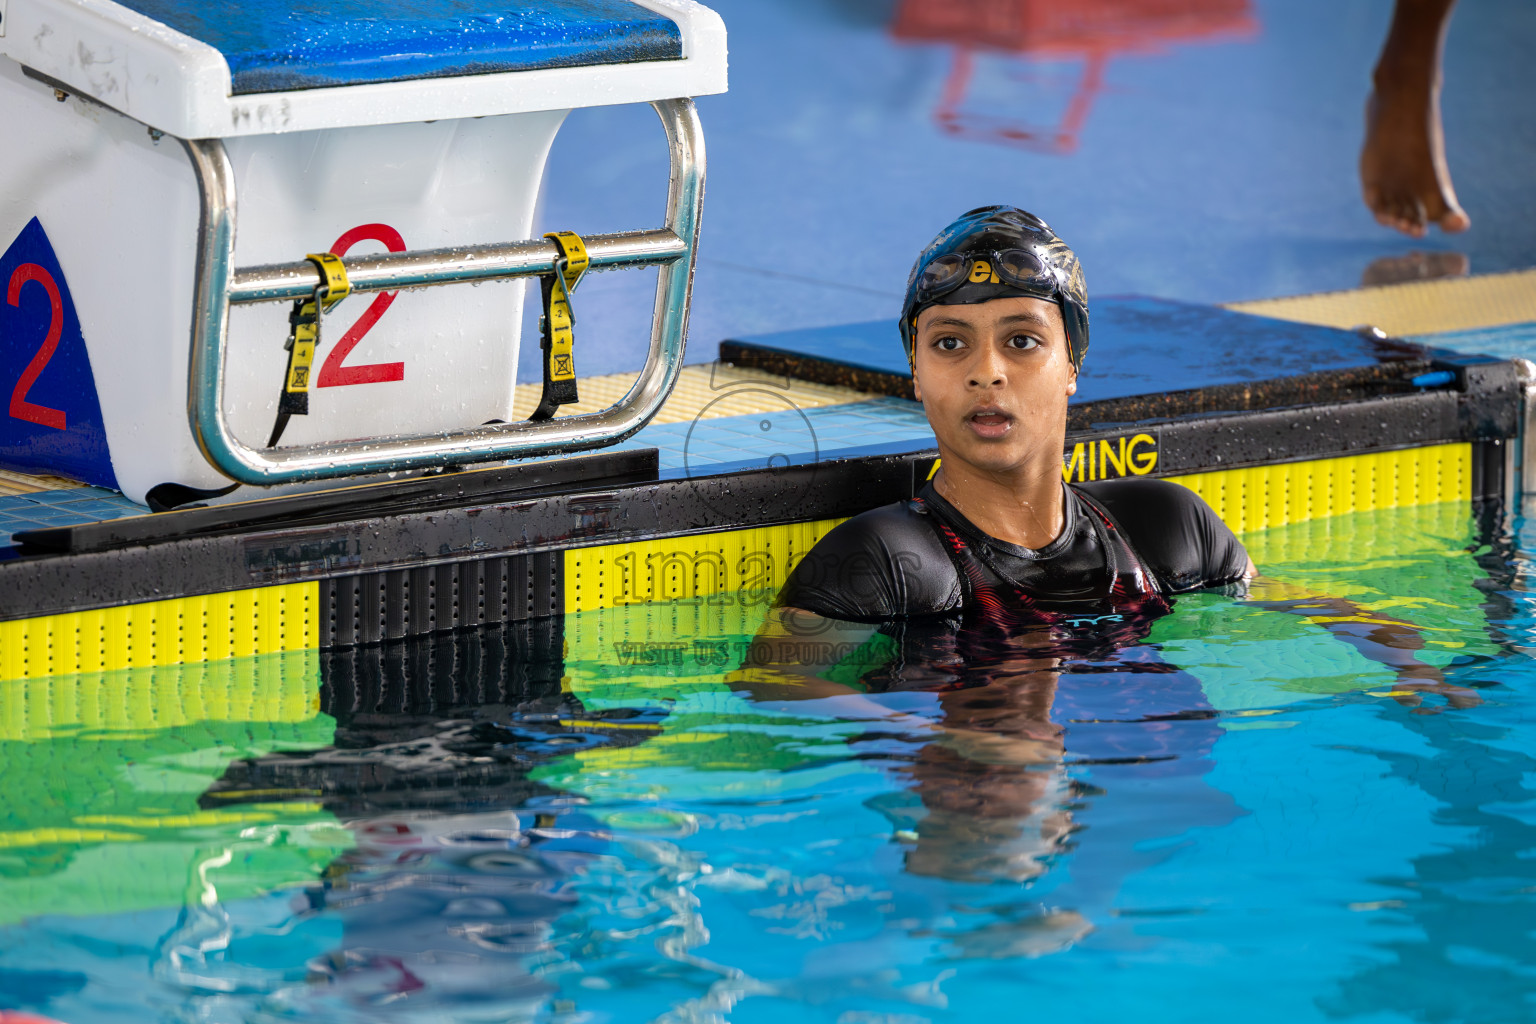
[14,449,659,555]
[0,368,1520,622]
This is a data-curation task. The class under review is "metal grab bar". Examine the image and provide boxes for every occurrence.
[230,228,689,304]
[182,97,705,486]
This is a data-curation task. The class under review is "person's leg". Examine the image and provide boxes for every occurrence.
[1360,0,1470,237]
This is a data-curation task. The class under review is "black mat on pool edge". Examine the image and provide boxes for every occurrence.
[720,295,1431,413]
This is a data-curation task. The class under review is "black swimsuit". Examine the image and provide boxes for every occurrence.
[777,477,1250,631]
[918,485,1173,648]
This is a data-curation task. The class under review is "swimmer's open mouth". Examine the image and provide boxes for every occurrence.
[967,406,1015,439]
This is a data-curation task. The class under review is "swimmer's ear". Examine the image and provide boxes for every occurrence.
[1065,366,1078,397]
[912,374,923,403]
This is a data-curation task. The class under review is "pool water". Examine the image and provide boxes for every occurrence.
[2,501,1534,1023]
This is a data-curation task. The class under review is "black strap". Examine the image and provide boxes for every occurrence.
[267,297,316,447]
[1071,486,1168,602]
[145,481,240,513]
[528,276,574,420]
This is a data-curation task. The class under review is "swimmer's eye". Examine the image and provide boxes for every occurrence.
[933,335,966,351]
[1007,334,1042,351]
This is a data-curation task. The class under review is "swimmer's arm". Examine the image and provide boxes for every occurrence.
[1240,564,1480,712]
[737,610,1057,773]
[732,606,880,701]
[727,606,941,728]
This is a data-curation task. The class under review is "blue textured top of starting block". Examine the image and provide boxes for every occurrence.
[115,0,683,95]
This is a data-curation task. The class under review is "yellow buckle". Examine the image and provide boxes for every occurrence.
[544,231,590,294]
[305,251,352,313]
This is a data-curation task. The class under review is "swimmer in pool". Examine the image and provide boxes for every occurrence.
[777,205,1251,625]
[737,206,1479,888]
[768,205,1480,705]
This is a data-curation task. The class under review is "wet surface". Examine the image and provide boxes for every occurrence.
[115,0,683,94]
[719,295,1431,408]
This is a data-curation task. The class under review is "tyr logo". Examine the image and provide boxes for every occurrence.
[1062,612,1124,629]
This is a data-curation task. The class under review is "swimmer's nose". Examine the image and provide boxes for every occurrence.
[968,346,1007,389]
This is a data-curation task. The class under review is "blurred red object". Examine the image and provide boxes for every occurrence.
[0,1014,72,1024]
[893,0,1257,153]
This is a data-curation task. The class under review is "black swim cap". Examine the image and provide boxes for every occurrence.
[900,206,1089,370]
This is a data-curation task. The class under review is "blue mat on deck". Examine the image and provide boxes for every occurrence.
[726,297,1407,404]
[117,0,682,94]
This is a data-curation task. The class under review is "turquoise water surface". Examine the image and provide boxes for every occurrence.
[1,500,1533,1023]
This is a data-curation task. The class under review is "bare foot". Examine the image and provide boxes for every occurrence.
[1361,76,1470,237]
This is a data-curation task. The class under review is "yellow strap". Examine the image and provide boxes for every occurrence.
[285,319,318,394]
[304,251,352,313]
[281,253,349,395]
[1305,615,1449,631]
[541,232,589,384]
[546,307,576,383]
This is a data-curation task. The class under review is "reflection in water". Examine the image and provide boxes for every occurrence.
[2,505,1529,1022]
[1360,249,1469,287]
[177,623,661,1021]
[174,503,1503,1018]
[1319,520,1536,1023]
[899,659,1072,884]
[739,608,1239,901]
[891,0,1257,152]
[1321,711,1536,1023]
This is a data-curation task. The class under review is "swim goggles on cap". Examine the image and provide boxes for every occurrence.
[913,248,1060,305]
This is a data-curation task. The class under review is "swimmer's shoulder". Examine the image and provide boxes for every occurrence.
[1076,477,1249,593]
[774,499,962,621]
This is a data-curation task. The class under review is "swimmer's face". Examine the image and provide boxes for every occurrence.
[911,296,1077,476]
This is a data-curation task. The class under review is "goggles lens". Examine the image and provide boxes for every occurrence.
[914,248,1053,303]
[995,248,1048,283]
[915,254,969,299]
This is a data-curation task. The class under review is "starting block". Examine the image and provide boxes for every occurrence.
[0,0,725,502]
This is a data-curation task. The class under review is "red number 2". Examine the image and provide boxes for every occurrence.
[6,263,68,431]
[317,223,407,388]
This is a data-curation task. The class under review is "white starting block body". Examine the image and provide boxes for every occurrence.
[0,0,725,502]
